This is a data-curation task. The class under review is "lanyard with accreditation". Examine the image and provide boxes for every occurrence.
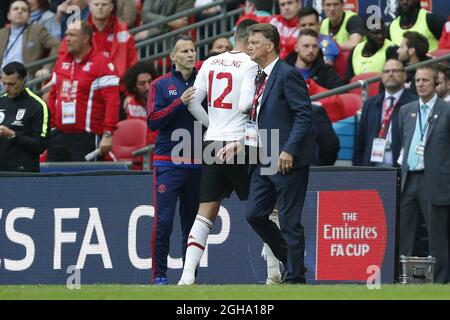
[370,96,397,163]
[245,70,267,147]
[61,61,79,125]
[415,104,433,159]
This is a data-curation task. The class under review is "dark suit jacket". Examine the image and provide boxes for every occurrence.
[353,89,418,167]
[257,59,314,168]
[399,97,450,205]
[312,104,339,166]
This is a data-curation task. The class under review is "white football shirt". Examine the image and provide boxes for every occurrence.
[193,51,258,141]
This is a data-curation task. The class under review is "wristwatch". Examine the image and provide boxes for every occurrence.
[103,131,113,137]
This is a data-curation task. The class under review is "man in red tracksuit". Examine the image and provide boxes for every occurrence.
[267,0,302,59]
[47,20,120,161]
[87,0,137,78]
[57,0,137,80]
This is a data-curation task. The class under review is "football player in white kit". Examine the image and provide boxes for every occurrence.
[178,19,259,285]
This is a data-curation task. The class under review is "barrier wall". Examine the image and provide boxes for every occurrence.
[0,168,399,285]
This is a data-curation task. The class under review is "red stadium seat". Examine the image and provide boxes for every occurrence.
[349,72,382,98]
[110,119,150,170]
[334,49,351,80]
[39,149,47,162]
[338,93,362,118]
[428,48,450,58]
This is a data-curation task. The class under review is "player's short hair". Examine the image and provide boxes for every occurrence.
[170,34,195,53]
[236,19,258,43]
[403,31,429,61]
[298,28,319,39]
[2,61,27,79]
[298,7,320,22]
[248,23,280,54]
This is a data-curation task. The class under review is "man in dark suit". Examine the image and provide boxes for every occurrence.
[246,23,314,284]
[312,104,340,166]
[399,65,450,283]
[353,59,417,167]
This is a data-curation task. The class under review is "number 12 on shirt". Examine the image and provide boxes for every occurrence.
[208,71,233,109]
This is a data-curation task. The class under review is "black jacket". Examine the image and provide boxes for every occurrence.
[352,89,418,167]
[0,88,50,172]
[312,104,340,166]
[284,51,344,90]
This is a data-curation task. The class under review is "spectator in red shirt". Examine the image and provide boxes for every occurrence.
[57,0,138,80]
[47,21,120,161]
[236,0,272,26]
[87,0,137,78]
[268,0,302,59]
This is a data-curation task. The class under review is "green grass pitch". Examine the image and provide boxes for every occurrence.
[1,284,450,300]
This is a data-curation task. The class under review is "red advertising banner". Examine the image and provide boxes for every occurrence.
[316,190,387,281]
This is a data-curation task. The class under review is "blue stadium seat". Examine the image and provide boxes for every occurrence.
[332,116,358,160]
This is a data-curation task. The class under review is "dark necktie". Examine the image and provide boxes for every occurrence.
[250,70,267,121]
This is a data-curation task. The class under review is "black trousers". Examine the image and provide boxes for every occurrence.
[400,171,449,283]
[47,130,98,162]
[246,165,309,284]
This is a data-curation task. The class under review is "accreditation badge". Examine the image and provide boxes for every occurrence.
[62,101,76,124]
[370,138,386,163]
[415,145,424,157]
[244,121,258,147]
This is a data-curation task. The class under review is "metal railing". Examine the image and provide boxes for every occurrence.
[310,53,450,102]
[25,0,244,74]
[136,7,243,74]
[25,0,243,85]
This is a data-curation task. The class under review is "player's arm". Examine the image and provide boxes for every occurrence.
[239,63,258,113]
[188,66,209,127]
[188,86,209,127]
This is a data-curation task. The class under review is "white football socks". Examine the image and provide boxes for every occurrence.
[266,210,281,284]
[263,243,282,284]
[178,215,213,285]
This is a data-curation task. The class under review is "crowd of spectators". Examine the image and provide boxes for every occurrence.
[0,0,450,283]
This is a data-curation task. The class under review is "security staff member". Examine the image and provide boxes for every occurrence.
[388,0,445,52]
[320,0,364,51]
[345,19,398,83]
[0,61,49,172]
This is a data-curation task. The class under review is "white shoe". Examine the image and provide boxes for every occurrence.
[265,273,282,285]
[177,278,195,285]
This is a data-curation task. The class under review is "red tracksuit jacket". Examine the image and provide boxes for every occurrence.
[47,47,120,136]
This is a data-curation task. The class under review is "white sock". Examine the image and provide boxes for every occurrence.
[263,243,281,279]
[267,210,281,278]
[179,215,213,284]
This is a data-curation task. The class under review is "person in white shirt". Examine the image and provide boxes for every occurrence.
[178,19,258,285]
